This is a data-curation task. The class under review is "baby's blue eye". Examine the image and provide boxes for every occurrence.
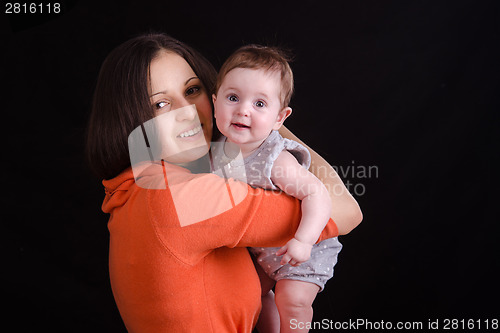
[255,100,265,108]
[228,95,238,102]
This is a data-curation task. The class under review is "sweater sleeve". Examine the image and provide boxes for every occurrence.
[224,186,338,248]
[146,165,338,265]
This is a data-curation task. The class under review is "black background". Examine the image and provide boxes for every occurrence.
[2,0,499,331]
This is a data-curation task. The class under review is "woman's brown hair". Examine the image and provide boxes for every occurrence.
[86,33,217,180]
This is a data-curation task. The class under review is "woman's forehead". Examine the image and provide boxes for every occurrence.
[149,51,196,92]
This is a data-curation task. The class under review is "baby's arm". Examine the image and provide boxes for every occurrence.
[279,126,363,234]
[271,150,332,266]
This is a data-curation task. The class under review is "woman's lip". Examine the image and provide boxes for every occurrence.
[177,124,202,138]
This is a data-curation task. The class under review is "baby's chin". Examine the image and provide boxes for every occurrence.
[223,134,253,146]
[225,135,245,143]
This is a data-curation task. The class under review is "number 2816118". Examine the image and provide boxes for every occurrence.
[5,3,61,14]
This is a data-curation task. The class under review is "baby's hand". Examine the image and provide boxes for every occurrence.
[275,238,313,266]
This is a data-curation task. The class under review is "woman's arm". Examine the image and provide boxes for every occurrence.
[279,126,363,235]
[147,167,339,265]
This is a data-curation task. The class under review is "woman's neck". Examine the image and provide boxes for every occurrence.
[173,154,212,173]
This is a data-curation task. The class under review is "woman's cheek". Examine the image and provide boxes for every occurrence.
[196,95,214,140]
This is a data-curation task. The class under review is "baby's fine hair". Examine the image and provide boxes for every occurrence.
[215,45,294,108]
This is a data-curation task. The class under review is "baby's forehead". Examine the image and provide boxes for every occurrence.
[240,68,281,94]
[235,66,280,77]
[227,67,282,90]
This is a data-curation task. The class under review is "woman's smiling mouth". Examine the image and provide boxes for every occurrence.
[178,125,202,138]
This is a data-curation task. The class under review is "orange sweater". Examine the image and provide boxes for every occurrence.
[102,162,338,332]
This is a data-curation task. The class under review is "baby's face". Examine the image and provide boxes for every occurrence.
[213,68,286,147]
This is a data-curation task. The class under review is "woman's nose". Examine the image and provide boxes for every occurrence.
[175,103,197,122]
[172,96,192,111]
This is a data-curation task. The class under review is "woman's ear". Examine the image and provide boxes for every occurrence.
[212,94,217,118]
[273,107,292,130]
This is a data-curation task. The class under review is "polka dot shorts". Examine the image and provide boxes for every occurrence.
[249,237,342,292]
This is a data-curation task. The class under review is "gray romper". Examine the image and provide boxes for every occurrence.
[211,130,342,291]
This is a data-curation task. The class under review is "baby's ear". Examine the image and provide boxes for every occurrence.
[212,94,217,117]
[273,107,292,130]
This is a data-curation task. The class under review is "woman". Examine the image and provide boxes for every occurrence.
[86,33,362,332]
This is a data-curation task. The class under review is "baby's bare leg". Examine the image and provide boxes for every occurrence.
[257,289,280,333]
[252,255,279,333]
[274,279,320,333]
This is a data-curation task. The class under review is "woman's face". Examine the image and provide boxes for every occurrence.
[148,51,213,164]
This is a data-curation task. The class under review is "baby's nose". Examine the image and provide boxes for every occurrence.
[236,104,251,116]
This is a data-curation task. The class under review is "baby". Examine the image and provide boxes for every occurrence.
[212,45,342,333]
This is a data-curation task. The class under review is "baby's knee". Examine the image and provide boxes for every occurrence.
[276,291,311,311]
[275,281,317,310]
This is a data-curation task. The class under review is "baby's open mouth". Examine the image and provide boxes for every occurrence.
[232,123,250,129]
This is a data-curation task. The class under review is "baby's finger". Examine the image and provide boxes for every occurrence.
[275,246,287,257]
[280,253,292,265]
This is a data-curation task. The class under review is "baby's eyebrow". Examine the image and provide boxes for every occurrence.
[221,87,239,95]
[257,92,270,100]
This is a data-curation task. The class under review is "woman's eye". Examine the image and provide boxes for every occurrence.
[186,86,201,96]
[155,101,169,109]
[255,100,266,108]
[228,95,238,102]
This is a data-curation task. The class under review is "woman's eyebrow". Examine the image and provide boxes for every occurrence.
[185,76,198,85]
[150,91,165,97]
[150,77,199,97]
